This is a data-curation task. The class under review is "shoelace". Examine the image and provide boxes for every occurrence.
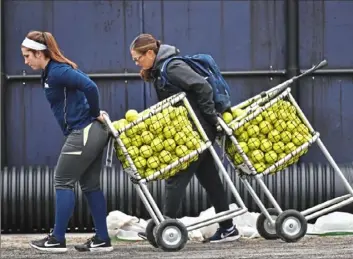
[45,230,55,241]
[215,228,223,235]
[43,235,51,241]
[215,227,233,235]
[84,235,98,245]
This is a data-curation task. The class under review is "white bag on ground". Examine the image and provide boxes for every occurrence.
[106,203,261,242]
[106,207,353,241]
[307,211,353,235]
[192,204,260,239]
[106,210,147,241]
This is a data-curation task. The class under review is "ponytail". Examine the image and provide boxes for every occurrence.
[24,31,78,69]
[43,32,78,69]
[140,69,154,82]
[156,40,161,49]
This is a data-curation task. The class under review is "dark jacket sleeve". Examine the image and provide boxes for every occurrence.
[165,60,218,126]
[51,67,101,118]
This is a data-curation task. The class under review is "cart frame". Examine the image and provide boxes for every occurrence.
[218,60,353,242]
[103,92,248,251]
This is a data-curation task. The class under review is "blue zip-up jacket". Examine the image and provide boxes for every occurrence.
[41,60,101,136]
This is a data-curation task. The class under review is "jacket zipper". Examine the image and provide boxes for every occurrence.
[63,87,69,132]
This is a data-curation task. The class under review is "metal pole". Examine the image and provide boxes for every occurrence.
[0,0,4,168]
[285,0,299,99]
[5,69,287,81]
[302,68,353,75]
[6,68,353,81]
[0,0,4,245]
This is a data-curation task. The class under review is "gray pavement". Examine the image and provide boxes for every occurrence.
[1,233,353,259]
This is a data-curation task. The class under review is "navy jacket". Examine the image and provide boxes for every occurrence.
[41,60,100,136]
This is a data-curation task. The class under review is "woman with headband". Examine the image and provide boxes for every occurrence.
[21,31,113,253]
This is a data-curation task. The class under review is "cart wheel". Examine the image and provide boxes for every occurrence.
[275,209,307,243]
[256,208,280,240]
[155,219,188,252]
[145,219,159,248]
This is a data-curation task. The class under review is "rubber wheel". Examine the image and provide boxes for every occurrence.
[145,219,159,248]
[145,216,170,248]
[155,219,188,252]
[256,208,280,240]
[275,209,307,243]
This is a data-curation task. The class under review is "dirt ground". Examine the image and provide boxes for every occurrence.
[1,233,353,259]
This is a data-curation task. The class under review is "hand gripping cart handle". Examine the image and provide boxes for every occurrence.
[102,92,248,252]
[218,59,353,243]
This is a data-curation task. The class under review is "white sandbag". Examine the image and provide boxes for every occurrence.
[107,210,147,241]
[229,204,261,238]
[106,206,353,242]
[106,203,263,242]
[193,203,261,239]
[115,229,144,241]
[106,203,294,242]
[307,211,353,235]
[177,216,204,242]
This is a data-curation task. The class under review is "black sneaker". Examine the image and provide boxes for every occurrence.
[204,226,241,243]
[30,234,67,253]
[138,232,147,240]
[74,235,114,252]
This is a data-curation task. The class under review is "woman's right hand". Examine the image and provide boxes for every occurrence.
[96,110,108,123]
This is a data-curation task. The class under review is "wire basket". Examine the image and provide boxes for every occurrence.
[111,93,212,182]
[224,87,320,176]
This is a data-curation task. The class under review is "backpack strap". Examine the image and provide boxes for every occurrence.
[181,56,211,77]
[160,56,183,86]
[160,55,212,86]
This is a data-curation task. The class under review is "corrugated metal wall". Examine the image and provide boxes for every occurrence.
[3,164,353,233]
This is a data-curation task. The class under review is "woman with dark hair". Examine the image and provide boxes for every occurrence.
[130,34,240,243]
[21,31,113,253]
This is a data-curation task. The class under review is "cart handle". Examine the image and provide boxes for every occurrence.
[265,59,328,98]
[231,59,328,112]
[102,113,119,138]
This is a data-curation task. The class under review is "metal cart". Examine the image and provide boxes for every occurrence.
[218,60,353,243]
[103,92,248,252]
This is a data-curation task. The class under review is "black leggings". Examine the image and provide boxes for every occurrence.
[164,147,233,229]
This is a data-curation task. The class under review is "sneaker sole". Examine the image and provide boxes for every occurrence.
[30,243,68,253]
[138,233,147,240]
[75,246,114,253]
[209,234,241,243]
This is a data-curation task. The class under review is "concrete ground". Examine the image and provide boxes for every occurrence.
[1,233,353,259]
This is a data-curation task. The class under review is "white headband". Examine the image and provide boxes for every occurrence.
[22,37,47,50]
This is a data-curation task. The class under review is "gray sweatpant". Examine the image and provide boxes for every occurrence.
[54,121,109,192]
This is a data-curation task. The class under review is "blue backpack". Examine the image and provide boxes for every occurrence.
[160,54,231,114]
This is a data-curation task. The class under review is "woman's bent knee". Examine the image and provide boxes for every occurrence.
[54,176,76,190]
